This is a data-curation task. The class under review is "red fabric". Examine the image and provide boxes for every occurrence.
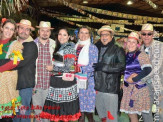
[64,54,76,60]
[40,111,81,122]
[0,60,19,72]
[101,117,106,122]
[107,111,114,120]
[0,38,10,44]
[76,45,83,61]
[96,91,98,94]
[128,37,138,41]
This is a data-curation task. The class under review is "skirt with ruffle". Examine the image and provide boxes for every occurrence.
[40,75,81,121]
[0,71,21,119]
[120,83,150,115]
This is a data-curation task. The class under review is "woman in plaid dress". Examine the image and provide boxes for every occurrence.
[0,19,21,121]
[40,28,81,122]
[120,32,152,122]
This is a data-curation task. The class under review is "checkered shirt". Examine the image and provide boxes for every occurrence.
[35,40,52,89]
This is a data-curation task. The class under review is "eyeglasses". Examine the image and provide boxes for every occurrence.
[141,33,153,36]
[100,34,110,37]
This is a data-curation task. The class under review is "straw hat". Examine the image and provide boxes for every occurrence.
[128,32,139,41]
[97,25,114,35]
[141,23,154,31]
[36,21,54,29]
[17,19,35,31]
[141,23,159,37]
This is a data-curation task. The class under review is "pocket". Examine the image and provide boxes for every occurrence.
[62,73,74,81]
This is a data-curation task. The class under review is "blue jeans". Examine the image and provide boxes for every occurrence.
[13,88,33,122]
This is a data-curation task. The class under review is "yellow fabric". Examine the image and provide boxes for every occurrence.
[12,50,24,64]
[0,44,3,54]
[11,98,17,115]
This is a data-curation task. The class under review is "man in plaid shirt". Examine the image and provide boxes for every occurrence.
[32,21,56,122]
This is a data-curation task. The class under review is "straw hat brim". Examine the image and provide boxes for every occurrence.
[36,26,54,30]
[97,28,114,35]
[17,23,35,31]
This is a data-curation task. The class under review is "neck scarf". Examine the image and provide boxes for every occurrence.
[75,38,90,65]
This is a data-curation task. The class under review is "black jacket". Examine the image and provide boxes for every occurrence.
[94,39,125,94]
[15,41,38,90]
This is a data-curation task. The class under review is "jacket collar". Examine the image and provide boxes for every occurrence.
[96,38,115,50]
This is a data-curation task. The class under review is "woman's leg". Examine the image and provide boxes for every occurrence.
[85,112,95,122]
[128,114,138,122]
[78,112,85,122]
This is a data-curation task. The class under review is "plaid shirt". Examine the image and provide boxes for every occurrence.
[35,40,52,89]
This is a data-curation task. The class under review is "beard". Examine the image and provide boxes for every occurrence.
[41,37,48,40]
[40,35,49,40]
[18,33,29,40]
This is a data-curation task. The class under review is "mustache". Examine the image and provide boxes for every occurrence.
[19,32,28,36]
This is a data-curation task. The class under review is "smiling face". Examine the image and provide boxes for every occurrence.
[78,28,90,41]
[1,22,15,40]
[100,30,113,45]
[140,30,153,47]
[127,38,138,52]
[58,29,69,44]
[17,25,31,41]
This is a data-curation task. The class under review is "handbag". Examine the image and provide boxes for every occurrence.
[75,73,88,90]
[62,73,74,81]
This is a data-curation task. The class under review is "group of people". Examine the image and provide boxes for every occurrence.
[0,18,162,122]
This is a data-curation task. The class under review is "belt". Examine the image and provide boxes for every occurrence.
[124,81,147,89]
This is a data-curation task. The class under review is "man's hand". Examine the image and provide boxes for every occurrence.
[126,73,138,83]
[92,63,102,71]
[46,65,53,71]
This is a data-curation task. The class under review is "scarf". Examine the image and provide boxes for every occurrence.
[75,38,90,65]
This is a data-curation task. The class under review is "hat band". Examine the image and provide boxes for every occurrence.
[128,37,138,41]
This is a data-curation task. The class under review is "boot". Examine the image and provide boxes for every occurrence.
[78,112,85,122]
[101,117,106,122]
[85,113,95,122]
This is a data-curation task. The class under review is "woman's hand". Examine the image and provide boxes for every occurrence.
[120,82,124,89]
[126,73,138,83]
[46,65,53,71]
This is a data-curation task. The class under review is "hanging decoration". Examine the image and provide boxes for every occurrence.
[0,0,29,16]
[143,0,158,9]
[41,8,163,26]
[59,17,132,25]
[40,9,163,27]
[39,1,162,37]
[63,2,163,23]
[143,0,163,14]
[40,10,132,37]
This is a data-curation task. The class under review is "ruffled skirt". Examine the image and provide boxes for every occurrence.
[40,75,81,121]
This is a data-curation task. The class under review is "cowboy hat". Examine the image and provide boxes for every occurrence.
[36,21,54,29]
[97,25,114,35]
[140,23,159,37]
[128,32,139,41]
[17,19,35,31]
